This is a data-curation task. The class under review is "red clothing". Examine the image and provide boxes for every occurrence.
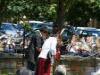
[35,58,51,75]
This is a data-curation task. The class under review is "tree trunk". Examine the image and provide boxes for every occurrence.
[0,0,9,23]
[55,0,65,30]
[0,1,4,23]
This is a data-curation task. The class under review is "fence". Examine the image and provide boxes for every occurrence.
[0,53,23,75]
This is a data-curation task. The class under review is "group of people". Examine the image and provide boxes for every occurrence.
[66,33,100,57]
[0,35,15,53]
[25,25,62,75]
[24,25,100,75]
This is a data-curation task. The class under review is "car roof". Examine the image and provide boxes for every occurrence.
[76,27,96,30]
[29,20,44,24]
[2,23,13,25]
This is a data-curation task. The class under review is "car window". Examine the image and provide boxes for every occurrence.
[62,30,68,37]
[61,29,73,42]
[79,29,100,37]
[14,24,23,30]
[30,23,42,29]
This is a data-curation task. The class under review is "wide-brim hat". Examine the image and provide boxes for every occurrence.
[39,26,49,33]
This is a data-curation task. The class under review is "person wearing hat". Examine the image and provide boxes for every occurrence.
[39,26,50,41]
[34,26,50,62]
[26,26,49,71]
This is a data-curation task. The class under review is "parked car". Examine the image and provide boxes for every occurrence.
[75,27,100,37]
[13,23,24,36]
[61,26,75,44]
[44,22,53,33]
[81,30,100,37]
[29,20,44,30]
[0,23,24,53]
[0,23,18,37]
[29,21,53,33]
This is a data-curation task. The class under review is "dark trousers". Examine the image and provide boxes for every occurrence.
[27,61,35,71]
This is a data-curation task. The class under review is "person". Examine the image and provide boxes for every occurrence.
[95,37,100,57]
[4,35,15,53]
[95,37,100,51]
[86,35,96,51]
[35,26,62,75]
[26,26,49,71]
[79,35,96,56]
[67,34,82,54]
[79,34,93,56]
[34,27,49,63]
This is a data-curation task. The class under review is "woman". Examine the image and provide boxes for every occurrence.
[68,35,82,54]
[95,37,100,55]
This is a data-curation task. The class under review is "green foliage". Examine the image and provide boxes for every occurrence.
[91,0,100,20]
[45,4,57,21]
[22,21,32,32]
[28,4,57,21]
[0,0,11,22]
[65,0,100,26]
[1,0,100,27]
[6,0,57,22]
[7,0,34,20]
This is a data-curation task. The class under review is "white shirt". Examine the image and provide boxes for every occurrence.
[38,37,57,59]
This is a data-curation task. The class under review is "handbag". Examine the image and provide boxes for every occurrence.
[47,42,52,59]
[47,50,52,59]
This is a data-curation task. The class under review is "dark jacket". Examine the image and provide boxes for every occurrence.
[27,31,44,63]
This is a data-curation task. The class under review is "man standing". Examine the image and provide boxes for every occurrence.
[27,26,49,71]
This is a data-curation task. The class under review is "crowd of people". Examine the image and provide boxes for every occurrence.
[25,25,62,75]
[65,34,100,57]
[65,34,93,56]
[1,24,99,75]
[22,24,100,75]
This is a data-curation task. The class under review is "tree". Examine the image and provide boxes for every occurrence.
[66,0,92,26]
[0,0,11,23]
[55,0,76,30]
[65,0,100,28]
[6,0,57,22]
[1,0,100,28]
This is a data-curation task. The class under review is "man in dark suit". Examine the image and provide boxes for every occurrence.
[27,27,49,71]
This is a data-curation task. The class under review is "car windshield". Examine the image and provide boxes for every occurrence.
[1,24,15,31]
[62,30,73,37]
[78,29,100,37]
[61,29,73,42]
[86,30,100,36]
[14,24,23,30]
[30,23,44,30]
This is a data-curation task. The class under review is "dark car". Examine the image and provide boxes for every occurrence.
[76,28,100,37]
[44,22,53,33]
[29,21,44,30]
[61,26,75,44]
